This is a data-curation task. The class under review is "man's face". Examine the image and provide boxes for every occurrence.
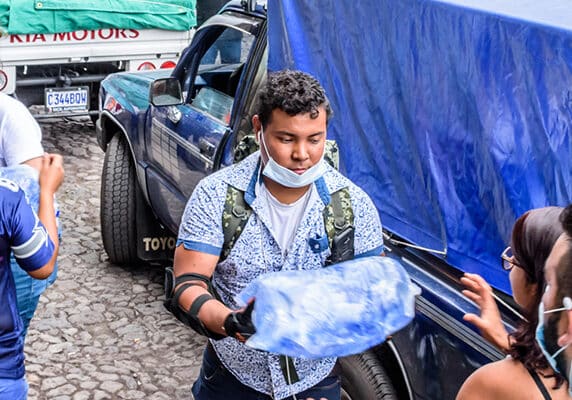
[256,108,327,174]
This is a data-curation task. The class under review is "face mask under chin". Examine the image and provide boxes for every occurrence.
[258,127,326,189]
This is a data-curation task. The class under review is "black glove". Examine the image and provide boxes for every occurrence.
[224,299,256,342]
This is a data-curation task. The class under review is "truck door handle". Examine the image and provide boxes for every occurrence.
[198,138,215,157]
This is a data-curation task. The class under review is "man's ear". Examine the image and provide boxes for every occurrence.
[252,115,261,139]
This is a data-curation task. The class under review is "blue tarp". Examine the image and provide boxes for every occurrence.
[268,0,572,293]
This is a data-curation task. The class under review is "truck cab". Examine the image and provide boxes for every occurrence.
[98,1,266,234]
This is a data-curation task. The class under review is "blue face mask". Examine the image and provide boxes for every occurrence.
[535,294,572,394]
[258,127,326,188]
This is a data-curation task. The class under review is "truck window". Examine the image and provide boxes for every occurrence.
[191,87,235,124]
[183,26,255,112]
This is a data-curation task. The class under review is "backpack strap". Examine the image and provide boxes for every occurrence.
[221,185,253,261]
[221,185,354,263]
[323,187,355,264]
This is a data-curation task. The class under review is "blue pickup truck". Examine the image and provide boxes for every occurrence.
[96,0,572,398]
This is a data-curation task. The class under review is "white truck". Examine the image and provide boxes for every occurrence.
[0,2,195,120]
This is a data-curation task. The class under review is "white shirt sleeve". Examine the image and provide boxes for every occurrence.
[0,94,44,166]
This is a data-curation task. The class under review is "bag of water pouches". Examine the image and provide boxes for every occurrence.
[236,256,420,358]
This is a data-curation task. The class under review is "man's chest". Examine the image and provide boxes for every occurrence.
[217,211,329,289]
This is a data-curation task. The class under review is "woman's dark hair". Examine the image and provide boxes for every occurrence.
[255,70,332,128]
[560,204,572,237]
[508,206,564,385]
[555,204,572,331]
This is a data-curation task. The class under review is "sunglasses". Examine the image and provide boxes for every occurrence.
[501,246,520,271]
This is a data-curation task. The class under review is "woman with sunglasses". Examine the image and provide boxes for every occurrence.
[457,206,568,400]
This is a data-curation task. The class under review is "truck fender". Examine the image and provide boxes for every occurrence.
[97,110,150,205]
[337,339,413,400]
[374,339,414,400]
[97,110,129,152]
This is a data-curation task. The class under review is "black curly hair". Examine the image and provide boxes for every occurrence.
[561,204,572,237]
[255,70,332,128]
[508,206,564,386]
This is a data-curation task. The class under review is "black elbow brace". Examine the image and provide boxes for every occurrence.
[163,267,225,340]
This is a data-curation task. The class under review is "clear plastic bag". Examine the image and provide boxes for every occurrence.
[236,256,420,358]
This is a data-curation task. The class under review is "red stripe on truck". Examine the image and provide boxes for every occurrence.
[8,29,140,44]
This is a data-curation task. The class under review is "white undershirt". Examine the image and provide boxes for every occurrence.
[258,183,313,256]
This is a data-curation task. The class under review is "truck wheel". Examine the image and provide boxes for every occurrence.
[339,352,398,400]
[100,134,138,265]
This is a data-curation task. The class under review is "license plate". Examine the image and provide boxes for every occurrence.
[44,87,89,112]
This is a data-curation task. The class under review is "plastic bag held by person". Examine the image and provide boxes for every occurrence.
[236,256,420,358]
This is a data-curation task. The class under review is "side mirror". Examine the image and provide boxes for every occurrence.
[149,78,184,107]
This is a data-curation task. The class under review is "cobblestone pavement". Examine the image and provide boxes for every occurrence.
[25,117,205,400]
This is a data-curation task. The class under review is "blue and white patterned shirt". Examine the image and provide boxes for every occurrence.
[178,151,383,399]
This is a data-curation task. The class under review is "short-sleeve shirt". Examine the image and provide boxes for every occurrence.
[178,151,384,399]
[0,179,54,379]
[0,93,44,167]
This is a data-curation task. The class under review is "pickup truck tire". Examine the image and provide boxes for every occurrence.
[100,134,138,265]
[339,352,397,400]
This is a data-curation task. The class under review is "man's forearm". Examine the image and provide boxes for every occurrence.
[38,191,59,263]
[178,285,231,335]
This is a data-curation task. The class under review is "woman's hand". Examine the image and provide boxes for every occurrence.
[461,273,510,352]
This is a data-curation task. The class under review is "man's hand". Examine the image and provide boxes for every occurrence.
[30,153,64,280]
[39,153,64,195]
[223,299,256,342]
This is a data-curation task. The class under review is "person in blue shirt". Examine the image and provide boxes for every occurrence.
[0,153,63,400]
[0,164,61,337]
[0,93,60,336]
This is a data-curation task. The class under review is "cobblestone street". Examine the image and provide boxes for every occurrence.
[25,117,205,400]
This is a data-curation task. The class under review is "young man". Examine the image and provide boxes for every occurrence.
[173,70,383,400]
[0,93,60,334]
[536,203,572,393]
[0,153,63,399]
